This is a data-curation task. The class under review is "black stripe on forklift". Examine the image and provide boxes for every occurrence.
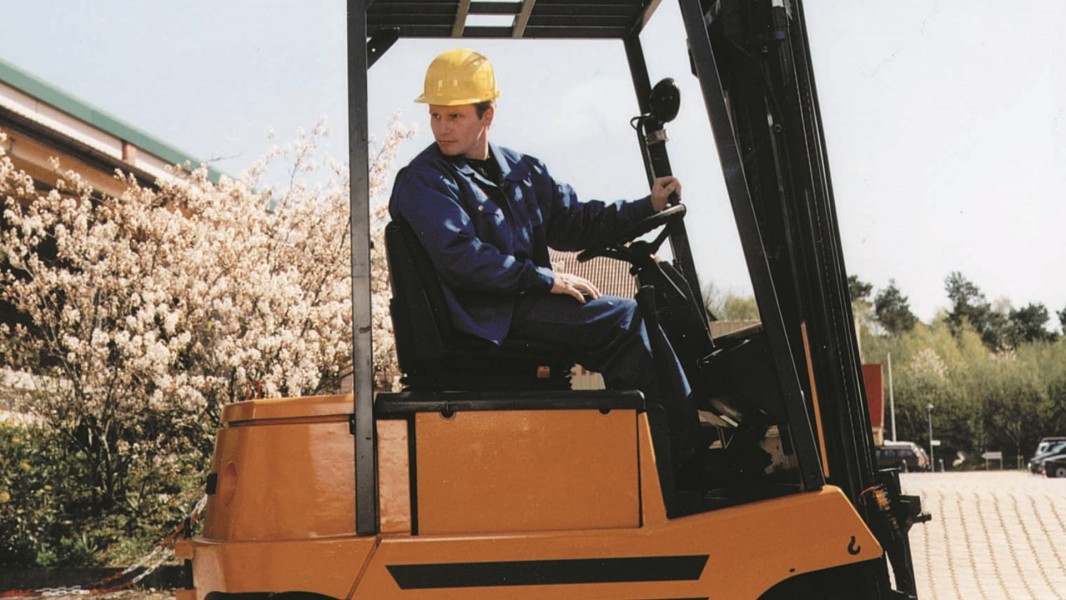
[405,415,418,536]
[386,555,708,589]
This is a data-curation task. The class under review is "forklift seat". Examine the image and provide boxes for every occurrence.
[384,219,574,391]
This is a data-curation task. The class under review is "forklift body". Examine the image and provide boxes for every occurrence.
[178,1,926,598]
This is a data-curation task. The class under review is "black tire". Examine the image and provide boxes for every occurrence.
[759,560,891,599]
[1052,464,1066,478]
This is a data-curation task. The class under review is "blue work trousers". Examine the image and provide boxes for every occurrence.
[508,293,698,459]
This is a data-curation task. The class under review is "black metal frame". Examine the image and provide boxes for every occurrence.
[347,1,377,536]
[367,0,662,39]
[351,0,828,531]
[375,389,645,418]
[349,1,918,596]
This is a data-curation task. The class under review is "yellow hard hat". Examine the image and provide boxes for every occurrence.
[415,48,501,106]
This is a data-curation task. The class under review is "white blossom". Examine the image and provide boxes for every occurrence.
[0,119,413,504]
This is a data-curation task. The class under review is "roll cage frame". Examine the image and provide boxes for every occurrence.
[347,1,915,594]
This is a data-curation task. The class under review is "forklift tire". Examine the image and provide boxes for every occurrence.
[758,561,890,600]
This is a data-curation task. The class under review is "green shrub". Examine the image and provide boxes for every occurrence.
[1,422,75,566]
[0,421,205,567]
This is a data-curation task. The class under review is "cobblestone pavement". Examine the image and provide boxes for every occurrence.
[903,470,1066,600]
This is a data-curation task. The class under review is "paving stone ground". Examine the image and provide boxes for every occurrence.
[902,470,1066,600]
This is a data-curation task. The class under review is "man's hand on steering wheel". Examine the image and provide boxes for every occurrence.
[550,272,601,304]
[651,176,682,212]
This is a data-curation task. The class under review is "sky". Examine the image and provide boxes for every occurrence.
[3,0,1064,328]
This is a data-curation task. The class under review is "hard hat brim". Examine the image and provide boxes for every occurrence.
[414,91,500,106]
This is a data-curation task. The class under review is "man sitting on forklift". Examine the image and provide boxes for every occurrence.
[389,48,703,470]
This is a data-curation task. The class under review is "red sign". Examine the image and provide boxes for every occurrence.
[862,364,884,428]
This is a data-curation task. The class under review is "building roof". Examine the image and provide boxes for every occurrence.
[549,250,638,298]
[0,57,222,187]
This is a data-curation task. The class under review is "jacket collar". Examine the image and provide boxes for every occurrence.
[443,142,524,185]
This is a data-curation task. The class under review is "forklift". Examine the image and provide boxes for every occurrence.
[177,1,928,598]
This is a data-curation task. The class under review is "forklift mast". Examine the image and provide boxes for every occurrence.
[681,0,877,504]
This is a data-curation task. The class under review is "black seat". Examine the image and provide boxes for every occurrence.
[384,219,574,391]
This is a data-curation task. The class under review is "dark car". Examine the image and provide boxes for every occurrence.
[1042,453,1066,478]
[877,441,930,472]
[1029,437,1066,473]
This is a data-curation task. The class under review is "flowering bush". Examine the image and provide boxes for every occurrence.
[0,120,411,564]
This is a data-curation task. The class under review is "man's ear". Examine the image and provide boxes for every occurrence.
[482,105,495,127]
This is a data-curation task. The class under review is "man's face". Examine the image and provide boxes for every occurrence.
[428,103,493,159]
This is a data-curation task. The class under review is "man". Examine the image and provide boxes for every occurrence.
[389,48,699,464]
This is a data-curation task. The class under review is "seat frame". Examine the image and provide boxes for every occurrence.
[384,219,574,391]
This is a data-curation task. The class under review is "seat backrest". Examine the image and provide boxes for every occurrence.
[384,219,452,368]
[385,218,574,391]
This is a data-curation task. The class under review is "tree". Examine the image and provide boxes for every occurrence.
[873,280,918,335]
[1006,303,1057,345]
[943,272,1008,350]
[366,120,416,391]
[702,281,723,321]
[944,271,985,331]
[703,282,760,321]
[0,121,411,561]
[847,274,873,303]
[721,294,760,321]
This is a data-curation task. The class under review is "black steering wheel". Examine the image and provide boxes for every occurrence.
[577,204,686,263]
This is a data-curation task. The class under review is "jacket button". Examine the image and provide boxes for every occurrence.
[477,205,484,211]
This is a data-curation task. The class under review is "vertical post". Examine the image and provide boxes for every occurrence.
[926,403,935,472]
[347,0,378,535]
[887,352,896,442]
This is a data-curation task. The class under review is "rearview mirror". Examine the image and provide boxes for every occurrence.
[649,78,680,124]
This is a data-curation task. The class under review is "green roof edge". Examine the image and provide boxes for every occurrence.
[0,57,225,183]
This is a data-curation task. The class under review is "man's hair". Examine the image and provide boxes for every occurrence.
[474,100,495,119]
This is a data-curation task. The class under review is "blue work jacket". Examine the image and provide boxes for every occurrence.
[389,142,654,345]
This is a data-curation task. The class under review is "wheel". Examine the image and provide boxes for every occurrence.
[759,561,890,599]
[1051,463,1066,478]
[576,204,686,262]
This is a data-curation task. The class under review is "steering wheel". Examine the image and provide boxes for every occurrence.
[577,204,686,263]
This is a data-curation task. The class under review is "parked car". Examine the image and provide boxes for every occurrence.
[1041,455,1066,478]
[877,441,930,472]
[1028,437,1066,473]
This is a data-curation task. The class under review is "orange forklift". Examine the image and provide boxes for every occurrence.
[177,1,929,598]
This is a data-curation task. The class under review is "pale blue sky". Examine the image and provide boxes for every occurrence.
[3,1,1064,327]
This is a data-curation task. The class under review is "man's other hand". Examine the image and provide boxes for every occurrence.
[550,272,601,304]
[651,176,682,212]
